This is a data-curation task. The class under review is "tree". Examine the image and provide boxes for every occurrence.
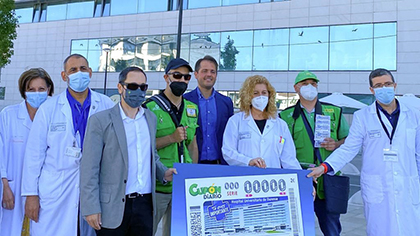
[0,0,18,68]
[220,35,239,70]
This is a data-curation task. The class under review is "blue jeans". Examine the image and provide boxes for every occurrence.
[314,196,342,236]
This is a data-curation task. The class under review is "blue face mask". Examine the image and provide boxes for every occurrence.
[26,91,48,108]
[374,87,395,105]
[68,71,90,92]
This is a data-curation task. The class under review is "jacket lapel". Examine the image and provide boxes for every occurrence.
[245,112,260,135]
[89,89,99,117]
[110,104,129,167]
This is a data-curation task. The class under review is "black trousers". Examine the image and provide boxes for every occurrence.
[96,194,153,236]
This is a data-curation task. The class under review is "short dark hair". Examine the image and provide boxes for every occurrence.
[63,54,89,70]
[369,68,395,87]
[119,66,147,83]
[18,68,55,99]
[194,55,218,72]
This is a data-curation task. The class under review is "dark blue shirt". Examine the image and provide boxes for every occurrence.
[197,88,218,161]
[66,89,91,149]
[377,100,400,129]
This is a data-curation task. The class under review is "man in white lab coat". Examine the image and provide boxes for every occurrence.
[309,68,420,236]
[21,54,115,236]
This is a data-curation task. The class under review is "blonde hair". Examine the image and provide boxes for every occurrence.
[239,75,277,119]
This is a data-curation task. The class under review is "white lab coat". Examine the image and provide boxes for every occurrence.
[21,90,114,236]
[325,101,420,236]
[0,101,32,236]
[222,111,301,170]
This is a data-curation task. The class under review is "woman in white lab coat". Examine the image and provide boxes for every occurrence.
[0,68,54,236]
[222,75,301,170]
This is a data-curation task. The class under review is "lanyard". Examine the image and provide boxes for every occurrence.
[375,104,399,146]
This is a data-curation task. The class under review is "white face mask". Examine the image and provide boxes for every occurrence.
[300,84,318,101]
[252,95,269,112]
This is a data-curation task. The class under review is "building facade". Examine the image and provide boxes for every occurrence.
[1,0,419,110]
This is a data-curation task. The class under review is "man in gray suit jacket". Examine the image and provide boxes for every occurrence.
[80,67,176,236]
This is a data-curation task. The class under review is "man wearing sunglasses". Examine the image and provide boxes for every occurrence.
[184,55,234,165]
[80,66,177,236]
[144,58,198,236]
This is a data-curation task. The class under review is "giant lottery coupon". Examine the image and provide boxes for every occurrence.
[171,164,315,236]
[185,174,303,236]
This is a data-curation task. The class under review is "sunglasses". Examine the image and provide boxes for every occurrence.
[121,83,148,91]
[167,72,191,81]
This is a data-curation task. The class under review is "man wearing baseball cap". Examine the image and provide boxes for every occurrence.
[280,71,349,236]
[144,58,198,236]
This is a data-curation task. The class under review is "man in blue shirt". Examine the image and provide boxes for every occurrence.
[184,55,234,164]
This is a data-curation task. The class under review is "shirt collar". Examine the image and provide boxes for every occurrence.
[197,87,215,100]
[119,103,144,121]
[377,100,400,116]
[300,103,315,114]
[66,88,91,108]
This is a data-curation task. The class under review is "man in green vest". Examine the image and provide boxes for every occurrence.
[280,71,349,236]
[145,58,198,236]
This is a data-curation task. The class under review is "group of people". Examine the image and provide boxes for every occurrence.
[0,53,419,236]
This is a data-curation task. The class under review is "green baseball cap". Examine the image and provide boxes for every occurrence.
[294,70,319,85]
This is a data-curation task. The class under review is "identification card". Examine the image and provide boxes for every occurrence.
[383,148,398,162]
[65,146,81,158]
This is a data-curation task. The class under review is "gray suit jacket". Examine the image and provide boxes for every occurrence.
[80,104,167,229]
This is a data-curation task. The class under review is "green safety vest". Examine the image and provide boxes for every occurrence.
[280,101,347,199]
[145,98,199,193]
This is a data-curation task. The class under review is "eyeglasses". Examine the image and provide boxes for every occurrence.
[167,72,191,81]
[120,83,148,91]
[372,82,394,89]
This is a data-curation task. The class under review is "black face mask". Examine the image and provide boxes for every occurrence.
[170,81,188,97]
[123,88,146,108]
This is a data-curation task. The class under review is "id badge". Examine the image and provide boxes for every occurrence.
[383,148,398,162]
[65,146,81,158]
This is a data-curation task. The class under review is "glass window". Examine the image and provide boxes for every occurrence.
[330,24,373,70]
[39,4,47,22]
[220,31,253,71]
[188,0,221,9]
[94,0,102,17]
[135,35,163,71]
[67,1,94,19]
[88,38,108,72]
[109,37,136,72]
[110,0,137,16]
[72,39,89,52]
[15,8,33,23]
[374,22,396,70]
[171,0,188,11]
[180,34,191,63]
[190,33,221,70]
[33,4,40,22]
[289,26,329,70]
[222,0,258,6]
[253,28,289,70]
[47,4,67,21]
[103,0,111,16]
[161,35,177,71]
[138,0,167,13]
